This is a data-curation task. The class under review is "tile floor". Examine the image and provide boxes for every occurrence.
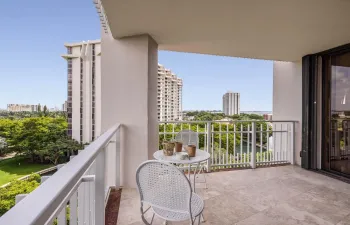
[117,165,350,225]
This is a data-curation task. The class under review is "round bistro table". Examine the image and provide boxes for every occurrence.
[153,149,210,192]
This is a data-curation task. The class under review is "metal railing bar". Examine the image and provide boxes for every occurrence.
[44,178,84,225]
[211,163,250,167]
[159,120,298,123]
[159,130,289,134]
[0,123,121,225]
[256,160,289,164]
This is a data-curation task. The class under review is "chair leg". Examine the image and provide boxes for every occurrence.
[140,205,155,225]
[190,216,196,225]
[150,213,155,224]
[141,213,155,225]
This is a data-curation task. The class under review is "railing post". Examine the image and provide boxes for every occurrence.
[115,130,121,188]
[206,121,212,172]
[291,122,295,165]
[95,148,106,225]
[251,122,256,169]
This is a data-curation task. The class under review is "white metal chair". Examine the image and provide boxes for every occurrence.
[175,130,207,189]
[136,160,204,225]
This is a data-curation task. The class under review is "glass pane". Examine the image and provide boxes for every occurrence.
[330,52,350,175]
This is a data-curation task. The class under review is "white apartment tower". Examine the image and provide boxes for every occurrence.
[62,40,182,143]
[157,64,183,121]
[62,40,102,143]
[223,92,240,115]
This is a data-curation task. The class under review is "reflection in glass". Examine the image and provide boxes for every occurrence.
[330,52,350,175]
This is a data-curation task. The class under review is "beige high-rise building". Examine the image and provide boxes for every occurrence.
[7,104,39,112]
[62,101,68,112]
[157,64,183,121]
[62,40,182,143]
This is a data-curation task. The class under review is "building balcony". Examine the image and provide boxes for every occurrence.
[118,165,350,225]
[0,119,342,225]
[1,121,350,225]
[2,0,350,223]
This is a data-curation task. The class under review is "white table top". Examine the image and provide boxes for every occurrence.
[153,149,210,164]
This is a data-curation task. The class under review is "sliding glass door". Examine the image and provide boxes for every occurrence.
[322,52,350,177]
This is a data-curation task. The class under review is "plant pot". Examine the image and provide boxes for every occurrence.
[162,141,175,156]
[185,145,196,157]
[175,142,183,152]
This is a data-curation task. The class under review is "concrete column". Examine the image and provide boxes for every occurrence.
[273,61,302,165]
[83,43,92,143]
[71,47,81,142]
[101,33,158,188]
[95,44,102,138]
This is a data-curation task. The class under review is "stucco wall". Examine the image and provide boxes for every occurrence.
[101,32,158,188]
[273,61,302,165]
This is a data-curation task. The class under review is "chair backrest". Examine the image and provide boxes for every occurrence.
[175,130,198,146]
[136,160,192,214]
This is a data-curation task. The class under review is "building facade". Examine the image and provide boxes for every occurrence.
[62,40,101,143]
[63,41,182,143]
[7,104,38,112]
[263,113,273,120]
[157,64,183,121]
[222,92,240,115]
[62,101,68,112]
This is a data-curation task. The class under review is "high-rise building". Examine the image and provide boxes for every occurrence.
[49,106,61,112]
[222,92,240,115]
[62,101,68,112]
[7,104,39,112]
[62,40,182,143]
[62,40,101,143]
[157,64,183,121]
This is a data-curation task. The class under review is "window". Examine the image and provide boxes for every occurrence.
[67,58,73,138]
[80,57,84,143]
[67,47,72,54]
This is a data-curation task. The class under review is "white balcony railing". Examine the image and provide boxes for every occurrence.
[159,120,296,172]
[0,120,296,224]
[0,123,121,225]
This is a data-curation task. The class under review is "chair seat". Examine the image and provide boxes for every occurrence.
[151,192,204,221]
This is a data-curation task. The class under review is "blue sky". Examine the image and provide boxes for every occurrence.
[0,0,273,111]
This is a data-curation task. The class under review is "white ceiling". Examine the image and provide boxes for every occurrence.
[101,0,350,61]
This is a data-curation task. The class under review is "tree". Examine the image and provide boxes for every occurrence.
[9,117,67,163]
[43,105,48,116]
[0,111,66,119]
[0,174,40,216]
[0,137,8,156]
[37,104,41,112]
[44,137,81,165]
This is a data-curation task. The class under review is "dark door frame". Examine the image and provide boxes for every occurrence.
[302,44,350,172]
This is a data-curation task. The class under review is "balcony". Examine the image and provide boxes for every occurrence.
[0,121,350,225]
[118,165,350,225]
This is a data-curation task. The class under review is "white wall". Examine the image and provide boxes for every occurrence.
[101,33,158,188]
[71,49,81,142]
[83,44,92,143]
[95,44,102,138]
[273,61,302,165]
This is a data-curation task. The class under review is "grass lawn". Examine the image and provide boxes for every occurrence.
[0,157,53,186]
